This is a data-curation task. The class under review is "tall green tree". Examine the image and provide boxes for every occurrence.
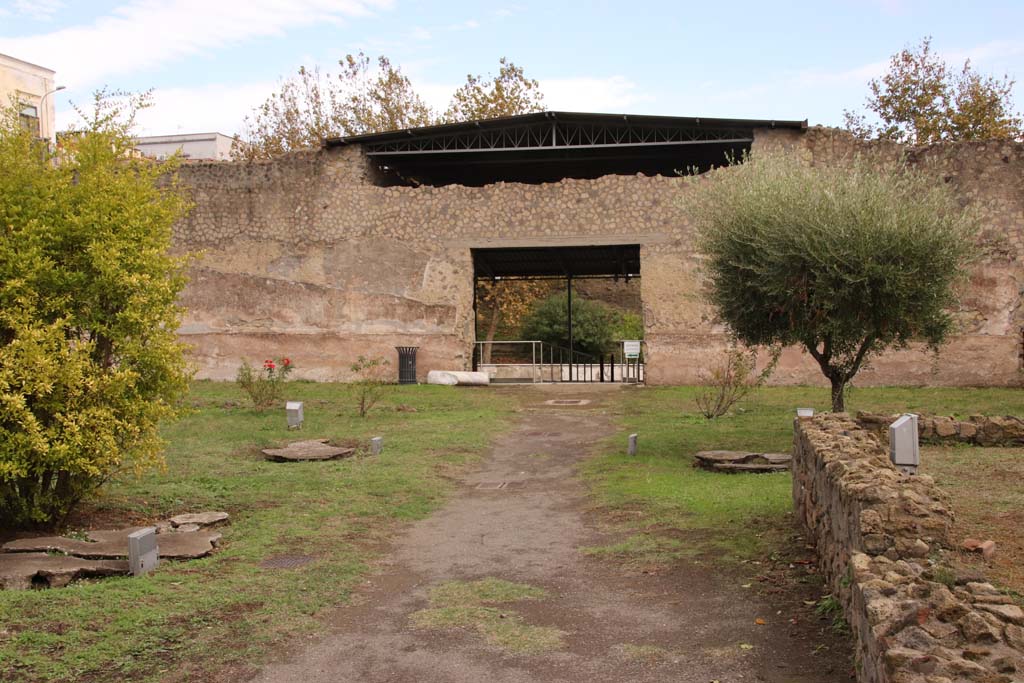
[0,91,193,527]
[845,37,1022,143]
[690,154,977,412]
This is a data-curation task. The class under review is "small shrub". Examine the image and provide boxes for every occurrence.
[236,357,294,409]
[351,356,391,417]
[695,344,779,419]
[815,594,850,634]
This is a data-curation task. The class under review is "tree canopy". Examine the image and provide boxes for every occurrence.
[233,53,433,161]
[844,37,1023,144]
[234,54,546,160]
[444,57,545,122]
[0,92,193,526]
[690,154,977,411]
[519,292,637,357]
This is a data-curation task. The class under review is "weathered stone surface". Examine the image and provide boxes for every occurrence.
[978,604,1024,625]
[792,415,1024,683]
[172,128,1024,388]
[2,527,221,560]
[262,439,356,462]
[169,511,229,527]
[0,552,128,591]
[856,412,1024,447]
[693,450,791,473]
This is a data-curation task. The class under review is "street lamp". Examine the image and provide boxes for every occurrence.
[38,85,66,141]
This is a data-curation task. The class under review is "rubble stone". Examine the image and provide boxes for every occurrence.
[262,439,356,462]
[169,511,229,527]
[793,415,1024,683]
[692,450,790,473]
[0,553,128,591]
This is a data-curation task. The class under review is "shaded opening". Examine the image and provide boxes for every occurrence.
[471,245,644,382]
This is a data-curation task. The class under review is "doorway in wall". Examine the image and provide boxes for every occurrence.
[471,245,644,383]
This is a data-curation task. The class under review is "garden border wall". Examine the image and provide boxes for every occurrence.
[792,414,1024,682]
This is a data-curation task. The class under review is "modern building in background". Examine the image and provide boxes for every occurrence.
[0,52,58,142]
[134,132,237,161]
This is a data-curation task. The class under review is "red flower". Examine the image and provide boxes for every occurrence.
[283,358,291,366]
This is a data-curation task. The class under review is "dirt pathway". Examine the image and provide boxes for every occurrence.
[251,387,846,683]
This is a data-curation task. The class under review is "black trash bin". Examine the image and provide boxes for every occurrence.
[395,346,419,385]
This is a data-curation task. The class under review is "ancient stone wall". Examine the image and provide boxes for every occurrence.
[793,415,1024,682]
[172,127,1024,385]
[856,412,1024,447]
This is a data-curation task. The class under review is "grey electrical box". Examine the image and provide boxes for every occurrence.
[889,413,920,475]
[286,401,304,429]
[128,527,159,576]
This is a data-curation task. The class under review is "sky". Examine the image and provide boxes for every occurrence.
[1,0,1023,138]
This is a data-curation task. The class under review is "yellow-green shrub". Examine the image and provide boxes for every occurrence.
[0,93,192,527]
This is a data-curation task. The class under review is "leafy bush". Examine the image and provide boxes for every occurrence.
[236,357,295,409]
[0,92,192,527]
[695,344,779,419]
[519,292,638,356]
[350,356,391,417]
[691,153,976,411]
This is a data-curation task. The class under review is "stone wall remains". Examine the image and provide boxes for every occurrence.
[793,414,1024,682]
[172,126,1024,385]
[856,412,1024,447]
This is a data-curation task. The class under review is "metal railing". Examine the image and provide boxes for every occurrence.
[473,340,644,383]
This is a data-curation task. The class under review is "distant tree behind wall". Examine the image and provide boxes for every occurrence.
[235,55,546,160]
[844,37,1023,144]
[233,53,435,161]
[444,57,545,122]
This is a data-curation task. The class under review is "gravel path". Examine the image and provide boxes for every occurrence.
[250,387,848,683]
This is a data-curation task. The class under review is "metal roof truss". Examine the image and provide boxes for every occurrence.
[364,119,752,156]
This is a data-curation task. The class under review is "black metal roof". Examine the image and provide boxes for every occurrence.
[326,111,807,187]
[472,245,641,280]
[325,111,807,149]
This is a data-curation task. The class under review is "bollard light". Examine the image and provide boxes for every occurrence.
[286,401,304,430]
[889,413,920,475]
[628,433,638,456]
[128,527,159,576]
[370,436,383,455]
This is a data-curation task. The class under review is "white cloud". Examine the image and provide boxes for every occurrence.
[55,80,278,137]
[944,40,1024,68]
[13,0,65,21]
[0,0,392,89]
[540,76,652,113]
[446,19,479,31]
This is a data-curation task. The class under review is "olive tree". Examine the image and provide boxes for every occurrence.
[691,154,977,412]
[0,92,192,527]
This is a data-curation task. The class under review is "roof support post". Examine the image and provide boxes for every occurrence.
[567,275,574,382]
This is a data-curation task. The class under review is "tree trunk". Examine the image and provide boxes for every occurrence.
[482,309,500,364]
[830,377,846,413]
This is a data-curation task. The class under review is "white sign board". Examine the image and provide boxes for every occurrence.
[623,341,642,359]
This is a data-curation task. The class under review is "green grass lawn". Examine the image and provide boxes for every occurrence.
[0,381,514,683]
[3,380,1021,681]
[583,385,1024,566]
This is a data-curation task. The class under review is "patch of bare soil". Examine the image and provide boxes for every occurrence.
[923,446,1024,597]
[247,386,853,683]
